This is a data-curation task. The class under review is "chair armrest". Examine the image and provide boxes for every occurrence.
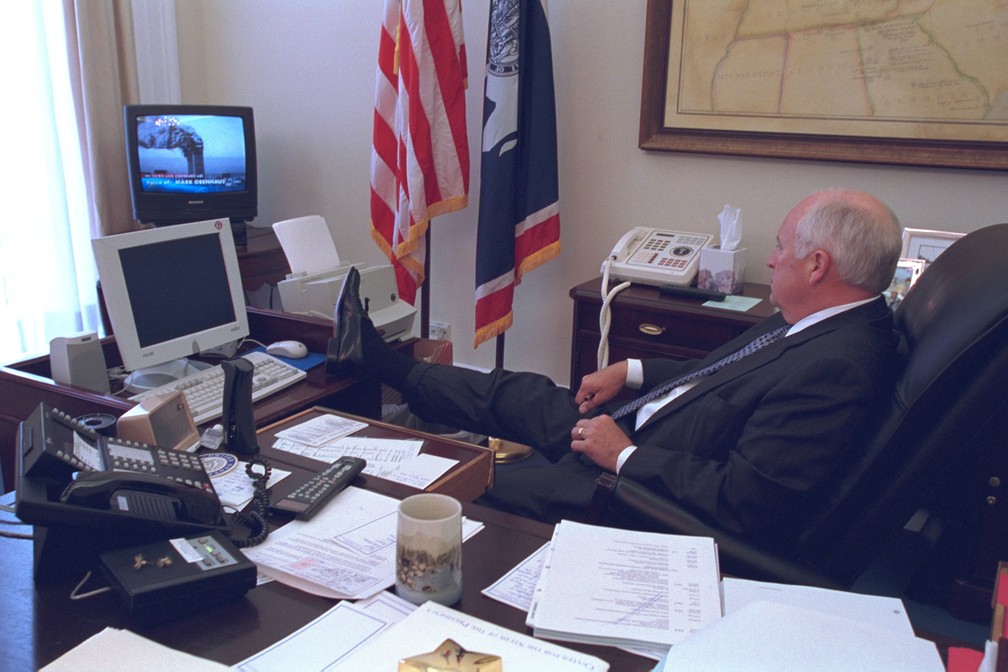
[593,473,843,590]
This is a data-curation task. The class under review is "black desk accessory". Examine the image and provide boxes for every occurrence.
[269,455,366,520]
[221,357,259,455]
[99,530,256,623]
[659,284,727,302]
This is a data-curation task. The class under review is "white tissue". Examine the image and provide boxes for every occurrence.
[718,204,742,252]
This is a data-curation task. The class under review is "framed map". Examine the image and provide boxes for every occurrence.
[639,0,1008,170]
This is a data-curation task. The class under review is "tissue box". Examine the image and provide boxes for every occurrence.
[698,246,746,294]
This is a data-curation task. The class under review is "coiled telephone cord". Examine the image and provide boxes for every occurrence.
[230,454,272,548]
[597,258,631,371]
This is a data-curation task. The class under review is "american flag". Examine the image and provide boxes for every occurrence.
[474,0,560,348]
[371,0,470,304]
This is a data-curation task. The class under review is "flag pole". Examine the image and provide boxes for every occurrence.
[495,333,505,369]
[421,226,431,338]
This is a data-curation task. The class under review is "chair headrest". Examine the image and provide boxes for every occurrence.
[894,223,1008,403]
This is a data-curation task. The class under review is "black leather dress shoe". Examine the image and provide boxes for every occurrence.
[326,266,364,376]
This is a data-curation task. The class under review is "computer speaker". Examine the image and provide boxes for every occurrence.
[117,391,200,452]
[49,331,110,394]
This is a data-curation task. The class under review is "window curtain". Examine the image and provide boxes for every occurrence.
[0,1,139,364]
[64,0,140,237]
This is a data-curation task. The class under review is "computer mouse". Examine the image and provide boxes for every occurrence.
[266,340,309,359]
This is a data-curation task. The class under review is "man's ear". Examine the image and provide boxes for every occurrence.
[807,249,831,285]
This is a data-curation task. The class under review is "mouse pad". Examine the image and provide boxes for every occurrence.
[252,346,326,372]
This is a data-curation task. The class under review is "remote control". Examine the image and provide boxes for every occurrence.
[658,284,727,302]
[269,456,366,519]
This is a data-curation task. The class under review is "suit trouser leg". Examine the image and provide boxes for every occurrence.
[402,363,603,522]
[403,362,582,462]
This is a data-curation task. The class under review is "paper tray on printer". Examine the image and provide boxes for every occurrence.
[276,264,416,341]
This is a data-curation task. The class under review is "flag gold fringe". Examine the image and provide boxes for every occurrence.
[473,240,561,349]
[515,241,561,284]
[474,312,513,350]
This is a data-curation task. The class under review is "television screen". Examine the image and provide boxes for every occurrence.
[124,105,257,230]
[135,113,248,196]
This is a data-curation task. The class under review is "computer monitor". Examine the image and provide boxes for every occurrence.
[123,104,258,240]
[92,218,250,391]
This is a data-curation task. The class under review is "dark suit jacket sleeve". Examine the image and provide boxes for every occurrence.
[619,350,883,539]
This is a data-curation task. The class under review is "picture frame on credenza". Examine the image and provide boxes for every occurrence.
[900,228,964,265]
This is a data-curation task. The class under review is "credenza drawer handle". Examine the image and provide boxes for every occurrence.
[639,323,665,337]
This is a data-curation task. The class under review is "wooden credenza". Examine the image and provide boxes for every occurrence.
[568,277,776,389]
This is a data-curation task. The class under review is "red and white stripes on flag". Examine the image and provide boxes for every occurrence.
[473,0,560,348]
[371,0,470,305]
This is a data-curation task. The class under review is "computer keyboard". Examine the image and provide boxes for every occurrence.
[129,351,308,425]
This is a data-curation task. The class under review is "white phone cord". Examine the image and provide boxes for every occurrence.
[597,258,631,371]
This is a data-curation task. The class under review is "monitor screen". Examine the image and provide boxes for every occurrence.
[124,105,257,227]
[92,219,250,389]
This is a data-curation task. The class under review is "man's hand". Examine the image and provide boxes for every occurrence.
[570,416,632,472]
[575,361,628,413]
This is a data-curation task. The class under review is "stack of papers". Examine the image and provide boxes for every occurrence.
[660,595,944,670]
[526,520,722,653]
[242,486,482,599]
[41,628,229,671]
[272,414,460,489]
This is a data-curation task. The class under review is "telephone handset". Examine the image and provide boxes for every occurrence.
[61,470,223,526]
[18,404,226,530]
[221,357,259,455]
[603,227,713,287]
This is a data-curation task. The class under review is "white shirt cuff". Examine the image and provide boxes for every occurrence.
[626,359,643,389]
[616,445,637,473]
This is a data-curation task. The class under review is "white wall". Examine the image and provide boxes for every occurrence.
[174,0,1006,386]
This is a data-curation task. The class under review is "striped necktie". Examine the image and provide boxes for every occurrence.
[611,323,790,421]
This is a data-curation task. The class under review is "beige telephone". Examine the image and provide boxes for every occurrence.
[595,227,714,369]
[602,227,713,287]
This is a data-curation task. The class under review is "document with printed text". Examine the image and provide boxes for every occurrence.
[242,486,482,600]
[332,601,609,671]
[527,520,721,651]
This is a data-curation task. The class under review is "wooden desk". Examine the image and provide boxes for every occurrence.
[0,308,413,492]
[1,499,651,670]
[569,277,776,389]
[1,418,972,672]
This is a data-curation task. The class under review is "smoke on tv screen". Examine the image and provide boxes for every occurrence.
[135,114,247,195]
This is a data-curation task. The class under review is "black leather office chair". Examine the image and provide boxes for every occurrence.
[590,223,1008,610]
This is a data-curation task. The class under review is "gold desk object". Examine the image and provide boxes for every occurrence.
[488,437,532,464]
[399,638,502,672]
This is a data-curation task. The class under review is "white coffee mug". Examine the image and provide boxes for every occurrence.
[395,493,463,606]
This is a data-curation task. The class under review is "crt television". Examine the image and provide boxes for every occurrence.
[92,218,250,391]
[123,105,258,230]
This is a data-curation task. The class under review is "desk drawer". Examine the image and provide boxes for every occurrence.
[569,278,774,389]
[602,305,757,354]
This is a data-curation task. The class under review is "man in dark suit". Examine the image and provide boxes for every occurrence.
[333,189,904,542]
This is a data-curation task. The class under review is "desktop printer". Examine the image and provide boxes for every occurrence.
[276,264,416,341]
[271,215,416,341]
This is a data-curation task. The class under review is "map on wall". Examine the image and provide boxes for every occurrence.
[665,0,1008,143]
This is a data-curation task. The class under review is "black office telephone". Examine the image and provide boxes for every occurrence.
[17,404,227,530]
[61,470,223,527]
